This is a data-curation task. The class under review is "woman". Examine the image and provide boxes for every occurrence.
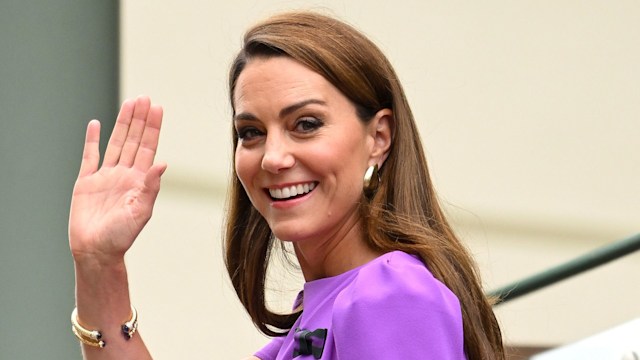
[69,11,503,360]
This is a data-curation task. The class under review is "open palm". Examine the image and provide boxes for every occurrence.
[69,96,166,262]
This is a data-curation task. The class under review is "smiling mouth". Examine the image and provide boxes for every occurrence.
[268,182,317,200]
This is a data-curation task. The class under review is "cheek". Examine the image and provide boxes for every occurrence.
[235,148,257,191]
[335,133,370,170]
[315,139,368,188]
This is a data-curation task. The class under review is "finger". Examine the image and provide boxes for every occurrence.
[119,95,151,167]
[103,99,135,167]
[78,120,101,177]
[134,105,163,171]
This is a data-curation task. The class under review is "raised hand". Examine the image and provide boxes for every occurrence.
[69,96,167,263]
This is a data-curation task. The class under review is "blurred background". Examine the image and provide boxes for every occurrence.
[1,1,638,359]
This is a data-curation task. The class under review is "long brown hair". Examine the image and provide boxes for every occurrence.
[225,11,504,359]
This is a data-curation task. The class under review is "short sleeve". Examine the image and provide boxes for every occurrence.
[331,252,466,359]
[254,336,285,360]
[254,291,303,360]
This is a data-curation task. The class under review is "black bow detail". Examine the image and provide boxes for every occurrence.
[292,328,327,359]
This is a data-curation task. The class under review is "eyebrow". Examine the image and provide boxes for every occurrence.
[234,99,327,122]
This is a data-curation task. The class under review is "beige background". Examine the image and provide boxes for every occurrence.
[120,1,639,358]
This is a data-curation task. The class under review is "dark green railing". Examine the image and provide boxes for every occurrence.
[489,233,640,305]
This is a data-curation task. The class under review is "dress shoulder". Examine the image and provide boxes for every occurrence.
[331,251,466,359]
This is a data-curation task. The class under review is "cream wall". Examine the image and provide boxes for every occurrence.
[120,1,640,358]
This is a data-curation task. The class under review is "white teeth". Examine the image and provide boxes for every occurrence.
[269,182,316,200]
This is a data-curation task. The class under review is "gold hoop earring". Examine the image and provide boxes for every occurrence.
[363,164,380,197]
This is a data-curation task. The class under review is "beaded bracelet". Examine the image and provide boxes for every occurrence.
[71,305,138,348]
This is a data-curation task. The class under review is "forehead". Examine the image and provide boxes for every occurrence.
[233,57,334,111]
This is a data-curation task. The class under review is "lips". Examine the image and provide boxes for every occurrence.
[268,182,316,200]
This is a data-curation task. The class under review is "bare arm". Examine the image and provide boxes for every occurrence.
[70,96,261,359]
[69,96,164,359]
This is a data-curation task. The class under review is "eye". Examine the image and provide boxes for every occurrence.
[236,126,264,141]
[294,117,323,133]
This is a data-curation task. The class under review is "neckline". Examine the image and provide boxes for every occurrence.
[302,250,401,292]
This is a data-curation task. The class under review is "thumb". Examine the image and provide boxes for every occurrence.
[144,162,168,193]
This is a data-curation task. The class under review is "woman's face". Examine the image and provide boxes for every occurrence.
[233,56,376,244]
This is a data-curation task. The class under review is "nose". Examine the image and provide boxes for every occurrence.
[261,133,295,174]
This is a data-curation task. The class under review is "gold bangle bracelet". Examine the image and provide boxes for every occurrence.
[71,305,138,348]
[71,307,103,342]
[71,325,105,348]
[121,305,138,339]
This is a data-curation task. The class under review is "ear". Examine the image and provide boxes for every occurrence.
[367,108,393,167]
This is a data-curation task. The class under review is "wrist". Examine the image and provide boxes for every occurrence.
[74,264,133,349]
[74,255,128,289]
[74,256,130,310]
[72,247,127,269]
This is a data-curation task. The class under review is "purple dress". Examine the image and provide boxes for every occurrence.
[254,251,466,360]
